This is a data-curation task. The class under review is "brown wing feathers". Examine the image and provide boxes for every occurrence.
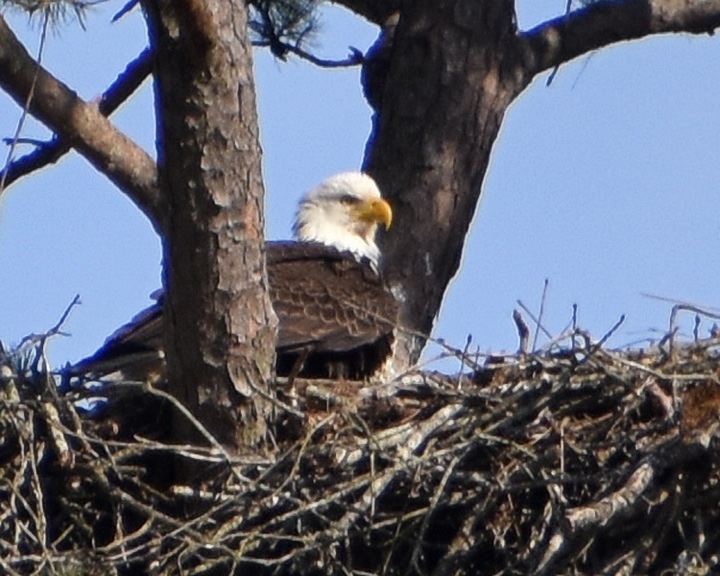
[71,242,398,382]
[268,241,395,352]
[268,241,397,379]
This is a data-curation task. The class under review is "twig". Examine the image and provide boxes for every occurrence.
[456,333,472,388]
[545,0,573,86]
[532,279,550,351]
[642,293,720,322]
[254,40,364,67]
[18,294,80,350]
[596,313,625,347]
[10,295,81,401]
[0,12,48,196]
[571,303,578,348]
[133,383,256,485]
[0,137,46,147]
[517,298,553,343]
[40,401,73,468]
[113,0,140,22]
[407,455,461,576]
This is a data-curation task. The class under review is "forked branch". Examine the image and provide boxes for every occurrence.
[1,47,153,192]
[520,0,720,79]
[0,16,163,232]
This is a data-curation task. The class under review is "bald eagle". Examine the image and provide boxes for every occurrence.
[70,172,398,383]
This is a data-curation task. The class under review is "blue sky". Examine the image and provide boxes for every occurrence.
[1,2,719,372]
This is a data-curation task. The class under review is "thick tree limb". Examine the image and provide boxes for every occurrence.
[520,0,720,79]
[142,0,275,451]
[365,0,520,372]
[0,47,153,193]
[0,17,163,232]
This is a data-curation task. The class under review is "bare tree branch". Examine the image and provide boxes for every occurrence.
[519,0,720,80]
[253,39,363,67]
[0,47,153,192]
[0,16,163,232]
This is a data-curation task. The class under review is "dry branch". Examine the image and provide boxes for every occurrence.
[0,47,153,191]
[0,16,162,230]
[3,330,720,574]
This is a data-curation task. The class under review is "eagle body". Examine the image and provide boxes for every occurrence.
[269,241,396,378]
[71,173,398,383]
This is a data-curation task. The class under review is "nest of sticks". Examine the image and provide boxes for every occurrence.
[2,325,720,575]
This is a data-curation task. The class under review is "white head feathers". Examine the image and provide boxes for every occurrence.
[292,172,392,268]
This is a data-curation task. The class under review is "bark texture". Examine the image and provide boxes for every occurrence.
[361,0,720,371]
[364,0,525,371]
[142,0,275,449]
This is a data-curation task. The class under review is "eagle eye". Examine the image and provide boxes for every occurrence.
[337,194,360,205]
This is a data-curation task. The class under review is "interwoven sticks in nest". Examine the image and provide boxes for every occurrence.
[1,336,720,575]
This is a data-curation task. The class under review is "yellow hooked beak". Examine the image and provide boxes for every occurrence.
[356,198,393,230]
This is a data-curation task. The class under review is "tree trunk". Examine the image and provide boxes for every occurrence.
[365,0,527,371]
[141,0,275,450]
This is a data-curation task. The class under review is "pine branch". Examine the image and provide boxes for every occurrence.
[0,16,163,233]
[0,47,153,191]
[253,39,363,67]
[520,0,720,79]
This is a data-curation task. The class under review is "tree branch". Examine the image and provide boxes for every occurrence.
[0,17,163,233]
[0,47,153,193]
[253,39,363,67]
[520,0,720,79]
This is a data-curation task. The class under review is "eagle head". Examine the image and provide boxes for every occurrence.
[292,172,392,267]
